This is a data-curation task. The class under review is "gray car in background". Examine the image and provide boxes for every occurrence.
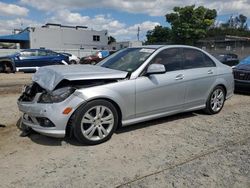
[17,45,234,145]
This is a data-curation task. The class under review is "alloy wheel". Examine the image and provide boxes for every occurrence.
[80,105,114,141]
[210,88,225,112]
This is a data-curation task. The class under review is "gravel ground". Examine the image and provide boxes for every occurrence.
[0,73,249,188]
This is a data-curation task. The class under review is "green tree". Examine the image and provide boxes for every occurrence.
[145,25,171,44]
[207,14,250,38]
[108,36,116,44]
[165,5,217,44]
[221,14,248,30]
[238,14,247,29]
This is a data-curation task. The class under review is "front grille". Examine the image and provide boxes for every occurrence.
[233,71,250,81]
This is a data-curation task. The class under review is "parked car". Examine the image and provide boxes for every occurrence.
[17,45,234,145]
[233,56,250,92]
[213,53,239,67]
[0,49,69,73]
[61,52,80,64]
[80,50,114,65]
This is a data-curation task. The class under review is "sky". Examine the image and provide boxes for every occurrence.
[0,0,250,41]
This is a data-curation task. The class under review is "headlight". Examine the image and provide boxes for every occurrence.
[39,87,75,103]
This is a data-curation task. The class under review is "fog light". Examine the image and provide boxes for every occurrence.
[36,117,55,127]
[23,113,33,122]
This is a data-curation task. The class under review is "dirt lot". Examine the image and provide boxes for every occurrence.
[0,73,249,188]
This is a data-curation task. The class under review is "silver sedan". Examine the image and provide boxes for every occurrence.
[18,45,234,144]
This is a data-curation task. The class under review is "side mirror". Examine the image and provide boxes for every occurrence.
[146,64,166,75]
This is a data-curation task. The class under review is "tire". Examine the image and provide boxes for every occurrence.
[204,86,226,114]
[73,99,119,145]
[5,63,13,73]
[70,60,77,64]
[0,62,13,73]
[0,64,4,73]
[90,61,97,65]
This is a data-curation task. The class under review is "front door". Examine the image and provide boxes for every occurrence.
[135,48,186,118]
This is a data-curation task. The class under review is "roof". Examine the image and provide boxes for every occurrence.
[142,45,165,49]
[0,31,29,43]
[139,45,201,49]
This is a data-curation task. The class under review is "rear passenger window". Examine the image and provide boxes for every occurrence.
[183,48,215,69]
[47,51,58,56]
[151,48,182,72]
[203,54,216,67]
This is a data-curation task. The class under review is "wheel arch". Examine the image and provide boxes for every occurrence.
[65,97,123,137]
[216,84,227,96]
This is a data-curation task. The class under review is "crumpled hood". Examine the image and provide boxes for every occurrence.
[32,65,128,91]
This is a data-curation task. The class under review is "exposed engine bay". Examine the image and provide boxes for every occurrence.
[18,79,120,102]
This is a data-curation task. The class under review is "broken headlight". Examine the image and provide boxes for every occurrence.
[39,87,75,103]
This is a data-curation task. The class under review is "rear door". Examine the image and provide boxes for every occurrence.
[46,50,67,65]
[182,48,217,109]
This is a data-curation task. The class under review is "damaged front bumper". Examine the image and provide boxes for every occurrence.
[17,93,85,138]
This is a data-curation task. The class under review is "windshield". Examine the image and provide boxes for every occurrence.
[98,48,155,73]
[240,56,250,65]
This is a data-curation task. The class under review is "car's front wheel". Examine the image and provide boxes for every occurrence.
[70,60,77,64]
[73,100,118,145]
[204,86,225,114]
[0,64,4,73]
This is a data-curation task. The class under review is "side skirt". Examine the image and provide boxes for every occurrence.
[121,105,205,127]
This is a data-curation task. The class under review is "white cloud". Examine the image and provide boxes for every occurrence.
[48,9,159,41]
[0,2,29,17]
[0,8,158,41]
[3,1,249,41]
[0,18,40,35]
[111,21,160,41]
[20,0,250,17]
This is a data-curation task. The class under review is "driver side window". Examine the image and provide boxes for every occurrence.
[151,48,182,72]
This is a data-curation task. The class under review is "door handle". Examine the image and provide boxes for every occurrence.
[208,70,213,74]
[175,74,184,80]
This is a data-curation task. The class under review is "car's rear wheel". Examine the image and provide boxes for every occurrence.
[73,100,118,145]
[204,86,225,114]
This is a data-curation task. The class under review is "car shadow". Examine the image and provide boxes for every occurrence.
[16,111,198,147]
[28,133,85,147]
[16,117,85,147]
[116,111,197,134]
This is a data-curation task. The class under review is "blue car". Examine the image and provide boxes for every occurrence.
[0,49,69,73]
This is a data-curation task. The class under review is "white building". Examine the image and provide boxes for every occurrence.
[108,41,143,51]
[0,23,109,50]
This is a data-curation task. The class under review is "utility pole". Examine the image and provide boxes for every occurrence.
[137,26,140,41]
